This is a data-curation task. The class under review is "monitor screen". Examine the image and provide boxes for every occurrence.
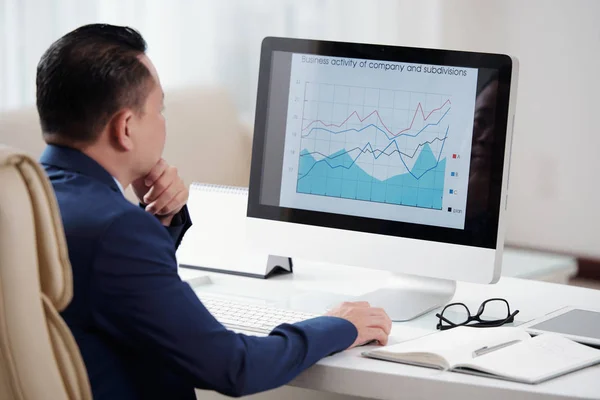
[248,38,515,249]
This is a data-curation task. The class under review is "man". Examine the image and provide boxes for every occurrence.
[36,24,392,400]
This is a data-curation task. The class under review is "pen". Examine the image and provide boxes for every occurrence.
[472,339,521,358]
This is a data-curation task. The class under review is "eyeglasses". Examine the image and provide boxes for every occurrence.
[436,298,519,331]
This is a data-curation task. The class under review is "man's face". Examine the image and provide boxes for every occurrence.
[130,55,166,177]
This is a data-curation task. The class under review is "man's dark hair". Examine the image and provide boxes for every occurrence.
[36,23,153,144]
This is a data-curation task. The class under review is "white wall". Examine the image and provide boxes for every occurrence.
[1,0,598,259]
[0,0,441,116]
[437,0,600,259]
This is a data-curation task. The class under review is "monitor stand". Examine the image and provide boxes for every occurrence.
[353,274,456,321]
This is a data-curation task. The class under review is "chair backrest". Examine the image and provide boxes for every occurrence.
[0,146,92,400]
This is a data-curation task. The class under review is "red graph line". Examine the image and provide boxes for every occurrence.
[301,99,451,137]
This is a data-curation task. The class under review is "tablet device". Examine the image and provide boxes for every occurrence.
[520,306,600,347]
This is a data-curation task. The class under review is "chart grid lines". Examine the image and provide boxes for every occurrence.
[295,82,449,210]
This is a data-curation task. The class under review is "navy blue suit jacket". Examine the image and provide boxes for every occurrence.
[40,145,357,400]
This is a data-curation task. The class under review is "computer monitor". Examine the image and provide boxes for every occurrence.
[246,37,518,321]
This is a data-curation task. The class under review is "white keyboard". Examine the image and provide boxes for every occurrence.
[198,293,319,335]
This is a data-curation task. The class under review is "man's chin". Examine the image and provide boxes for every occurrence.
[140,159,161,177]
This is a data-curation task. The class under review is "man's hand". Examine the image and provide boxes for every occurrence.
[132,159,189,226]
[326,301,392,348]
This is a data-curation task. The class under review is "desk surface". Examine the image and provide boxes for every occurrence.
[178,255,598,400]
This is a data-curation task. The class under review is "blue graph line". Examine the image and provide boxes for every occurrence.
[302,135,446,162]
[301,108,450,141]
[398,125,448,179]
[298,125,449,181]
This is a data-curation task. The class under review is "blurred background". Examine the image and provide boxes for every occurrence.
[1,0,599,283]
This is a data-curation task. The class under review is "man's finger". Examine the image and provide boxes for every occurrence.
[368,316,392,335]
[368,327,389,346]
[370,309,392,335]
[156,190,187,216]
[369,307,387,317]
[352,301,371,308]
[143,169,176,204]
[143,181,171,205]
[144,159,168,187]
[375,328,389,346]
[146,185,176,215]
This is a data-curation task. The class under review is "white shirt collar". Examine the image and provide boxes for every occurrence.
[112,177,125,195]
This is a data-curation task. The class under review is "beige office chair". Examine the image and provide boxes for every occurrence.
[0,146,92,400]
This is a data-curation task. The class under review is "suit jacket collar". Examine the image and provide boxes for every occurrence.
[39,144,121,193]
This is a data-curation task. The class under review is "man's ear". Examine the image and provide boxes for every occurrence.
[108,109,135,151]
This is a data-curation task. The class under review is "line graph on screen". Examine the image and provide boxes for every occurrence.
[297,82,451,210]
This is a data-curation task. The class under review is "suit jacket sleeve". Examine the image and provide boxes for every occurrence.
[139,203,192,249]
[164,205,192,248]
[91,209,357,397]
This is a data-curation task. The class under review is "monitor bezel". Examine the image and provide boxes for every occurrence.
[247,36,515,250]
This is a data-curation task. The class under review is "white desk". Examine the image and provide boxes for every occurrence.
[179,256,597,400]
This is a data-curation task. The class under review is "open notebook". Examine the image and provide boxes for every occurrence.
[363,326,600,384]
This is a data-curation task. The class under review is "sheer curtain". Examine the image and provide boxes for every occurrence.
[0,0,442,117]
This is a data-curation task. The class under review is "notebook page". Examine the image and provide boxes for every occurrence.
[178,183,246,260]
[368,327,528,367]
[176,184,269,275]
[458,333,600,383]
